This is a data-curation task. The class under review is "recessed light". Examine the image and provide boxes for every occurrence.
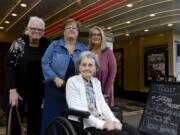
[20,3,27,7]
[11,13,17,17]
[168,24,173,27]
[150,14,155,17]
[125,33,130,36]
[144,29,149,32]
[4,21,10,24]
[0,26,4,30]
[126,21,131,24]
[107,27,111,30]
[126,4,133,7]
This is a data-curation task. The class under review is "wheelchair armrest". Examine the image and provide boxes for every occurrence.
[64,108,90,118]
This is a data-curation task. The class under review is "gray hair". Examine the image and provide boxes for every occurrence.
[27,16,45,29]
[89,26,107,51]
[62,18,80,32]
[77,51,100,70]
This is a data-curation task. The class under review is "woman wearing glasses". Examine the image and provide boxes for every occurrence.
[6,16,50,135]
[40,19,88,135]
[66,51,141,135]
[66,51,129,135]
[89,26,117,107]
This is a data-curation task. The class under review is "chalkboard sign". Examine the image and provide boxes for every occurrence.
[138,82,180,135]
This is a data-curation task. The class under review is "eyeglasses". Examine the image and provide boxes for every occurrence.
[91,33,101,37]
[29,27,44,32]
[65,26,78,31]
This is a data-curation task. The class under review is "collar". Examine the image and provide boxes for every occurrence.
[58,38,84,51]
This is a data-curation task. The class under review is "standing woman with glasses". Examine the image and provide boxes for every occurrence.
[6,16,50,135]
[89,26,117,107]
[40,19,88,135]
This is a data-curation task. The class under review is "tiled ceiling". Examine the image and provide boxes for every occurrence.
[0,0,179,43]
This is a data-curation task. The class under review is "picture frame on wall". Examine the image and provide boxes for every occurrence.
[144,45,168,86]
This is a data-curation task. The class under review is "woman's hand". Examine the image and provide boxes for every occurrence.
[103,121,122,131]
[54,77,65,88]
[113,121,122,130]
[9,89,22,107]
[103,121,114,131]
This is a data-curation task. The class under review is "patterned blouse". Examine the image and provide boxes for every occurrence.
[83,79,101,117]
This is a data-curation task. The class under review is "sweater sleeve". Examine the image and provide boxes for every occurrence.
[6,51,17,90]
[6,39,25,90]
[66,77,86,111]
[104,49,117,95]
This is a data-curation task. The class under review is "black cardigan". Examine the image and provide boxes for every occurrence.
[6,34,50,96]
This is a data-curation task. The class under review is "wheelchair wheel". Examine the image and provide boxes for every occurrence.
[45,116,77,135]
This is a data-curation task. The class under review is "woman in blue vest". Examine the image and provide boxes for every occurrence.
[40,19,88,135]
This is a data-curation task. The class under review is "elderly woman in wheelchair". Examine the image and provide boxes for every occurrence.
[65,51,130,135]
[46,51,140,135]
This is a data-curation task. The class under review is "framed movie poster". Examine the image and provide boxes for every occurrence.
[144,46,168,86]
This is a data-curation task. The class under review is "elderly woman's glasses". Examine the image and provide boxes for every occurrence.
[29,27,44,32]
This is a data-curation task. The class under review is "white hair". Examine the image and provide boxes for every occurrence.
[77,51,100,70]
[27,16,45,29]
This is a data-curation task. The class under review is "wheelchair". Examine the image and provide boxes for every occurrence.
[45,108,91,135]
[45,106,123,135]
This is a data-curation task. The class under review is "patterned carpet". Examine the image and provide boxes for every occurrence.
[114,97,144,128]
[115,97,144,112]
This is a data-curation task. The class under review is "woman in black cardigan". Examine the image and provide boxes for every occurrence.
[6,16,50,135]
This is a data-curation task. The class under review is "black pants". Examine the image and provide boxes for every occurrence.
[122,123,141,135]
[86,127,129,135]
[72,120,140,135]
[7,91,43,135]
[85,122,141,135]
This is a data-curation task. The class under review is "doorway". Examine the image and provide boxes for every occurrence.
[114,49,124,97]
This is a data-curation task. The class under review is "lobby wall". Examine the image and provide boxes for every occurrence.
[114,30,174,92]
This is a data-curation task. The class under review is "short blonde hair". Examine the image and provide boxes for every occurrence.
[89,26,107,51]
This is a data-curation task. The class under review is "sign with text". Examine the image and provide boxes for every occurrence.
[138,83,180,135]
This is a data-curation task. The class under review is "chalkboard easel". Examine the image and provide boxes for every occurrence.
[138,82,180,135]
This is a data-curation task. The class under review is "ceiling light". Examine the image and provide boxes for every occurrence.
[107,27,111,30]
[126,4,133,7]
[144,29,149,32]
[168,24,173,27]
[125,33,130,36]
[150,14,155,17]
[126,21,131,24]
[4,21,10,24]
[0,26,4,30]
[11,13,17,17]
[20,3,27,7]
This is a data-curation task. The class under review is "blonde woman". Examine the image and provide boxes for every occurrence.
[89,26,117,106]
